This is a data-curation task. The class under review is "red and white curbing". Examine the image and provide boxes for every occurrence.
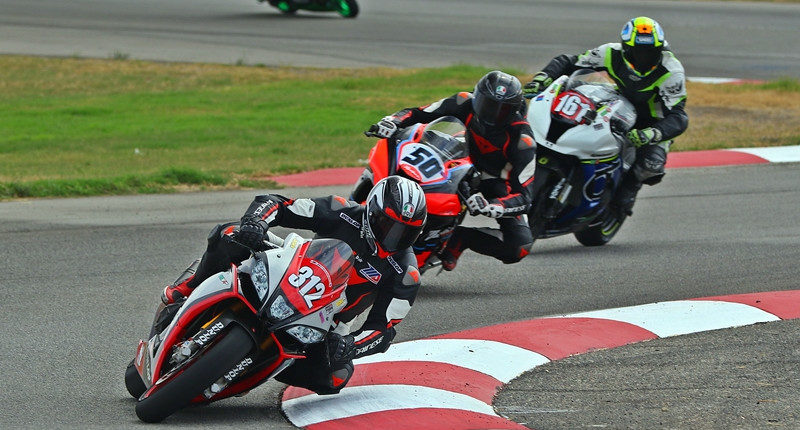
[271,145,800,187]
[281,289,800,429]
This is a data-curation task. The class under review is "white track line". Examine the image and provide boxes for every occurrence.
[354,338,550,383]
[727,145,800,163]
[282,384,500,427]
[558,300,779,338]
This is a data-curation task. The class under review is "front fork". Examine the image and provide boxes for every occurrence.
[349,168,374,202]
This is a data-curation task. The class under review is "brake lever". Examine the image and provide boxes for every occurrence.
[223,232,279,252]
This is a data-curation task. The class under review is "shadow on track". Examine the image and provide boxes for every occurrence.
[219,12,349,21]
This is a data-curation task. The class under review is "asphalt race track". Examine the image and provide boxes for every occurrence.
[2,164,800,428]
[1,0,800,79]
[1,0,800,428]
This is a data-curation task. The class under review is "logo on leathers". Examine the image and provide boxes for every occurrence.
[339,212,361,229]
[358,263,382,284]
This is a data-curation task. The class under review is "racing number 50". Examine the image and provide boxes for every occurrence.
[401,147,443,178]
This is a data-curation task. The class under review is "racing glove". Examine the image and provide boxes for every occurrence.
[466,193,505,219]
[523,72,553,98]
[327,333,355,364]
[366,116,399,138]
[235,218,268,250]
[627,127,663,148]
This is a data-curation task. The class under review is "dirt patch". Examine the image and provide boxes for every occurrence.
[680,82,800,150]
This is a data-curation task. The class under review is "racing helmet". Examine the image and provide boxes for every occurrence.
[620,16,666,75]
[472,71,523,127]
[362,176,427,257]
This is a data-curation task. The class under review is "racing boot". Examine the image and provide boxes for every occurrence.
[612,175,642,217]
[437,239,465,272]
[161,258,201,305]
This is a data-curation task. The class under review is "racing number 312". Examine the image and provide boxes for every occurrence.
[288,266,324,308]
[401,147,443,179]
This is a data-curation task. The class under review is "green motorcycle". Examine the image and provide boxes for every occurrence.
[265,0,359,18]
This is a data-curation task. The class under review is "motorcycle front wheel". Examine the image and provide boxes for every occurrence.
[574,208,626,246]
[135,325,254,423]
[125,359,146,399]
[349,168,373,203]
[271,1,297,14]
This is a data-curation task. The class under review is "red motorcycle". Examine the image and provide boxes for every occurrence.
[125,232,353,422]
[352,116,478,272]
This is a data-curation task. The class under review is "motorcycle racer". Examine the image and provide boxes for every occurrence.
[524,16,688,216]
[368,70,536,271]
[161,176,427,395]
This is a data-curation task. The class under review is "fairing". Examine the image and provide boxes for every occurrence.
[527,70,634,237]
[527,70,636,160]
[134,234,353,404]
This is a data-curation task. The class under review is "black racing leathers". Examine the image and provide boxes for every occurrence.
[190,194,420,359]
[242,194,420,356]
[183,194,421,394]
[387,92,536,263]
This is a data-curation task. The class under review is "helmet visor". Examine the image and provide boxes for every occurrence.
[473,94,515,126]
[369,210,423,253]
[625,44,662,73]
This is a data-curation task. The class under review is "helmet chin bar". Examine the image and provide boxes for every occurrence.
[362,213,393,258]
[361,216,376,254]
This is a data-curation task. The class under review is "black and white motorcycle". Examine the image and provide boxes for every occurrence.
[525,69,637,246]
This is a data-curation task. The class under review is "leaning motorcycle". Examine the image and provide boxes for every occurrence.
[264,0,358,18]
[525,69,637,246]
[125,232,353,422]
[353,116,478,271]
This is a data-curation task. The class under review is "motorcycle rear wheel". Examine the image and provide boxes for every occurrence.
[574,208,626,246]
[336,0,358,18]
[134,325,254,423]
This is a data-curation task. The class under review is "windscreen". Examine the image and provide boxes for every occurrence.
[565,69,636,132]
[419,117,468,162]
[302,239,354,288]
[565,69,619,105]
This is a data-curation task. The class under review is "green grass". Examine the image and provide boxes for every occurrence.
[0,55,798,199]
[0,167,268,198]
[0,56,503,199]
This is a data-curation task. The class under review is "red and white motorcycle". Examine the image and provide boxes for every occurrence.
[125,232,353,422]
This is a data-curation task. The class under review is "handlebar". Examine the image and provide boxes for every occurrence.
[523,90,544,100]
[223,229,281,252]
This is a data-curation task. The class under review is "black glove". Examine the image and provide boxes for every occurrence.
[235,219,268,250]
[327,333,355,364]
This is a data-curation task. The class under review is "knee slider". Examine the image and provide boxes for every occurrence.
[207,221,237,244]
[501,244,531,264]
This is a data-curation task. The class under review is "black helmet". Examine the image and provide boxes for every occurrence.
[363,176,427,257]
[620,16,666,75]
[472,71,523,127]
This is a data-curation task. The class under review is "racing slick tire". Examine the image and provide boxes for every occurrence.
[574,208,626,247]
[134,325,254,423]
[125,359,147,399]
[337,0,359,18]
